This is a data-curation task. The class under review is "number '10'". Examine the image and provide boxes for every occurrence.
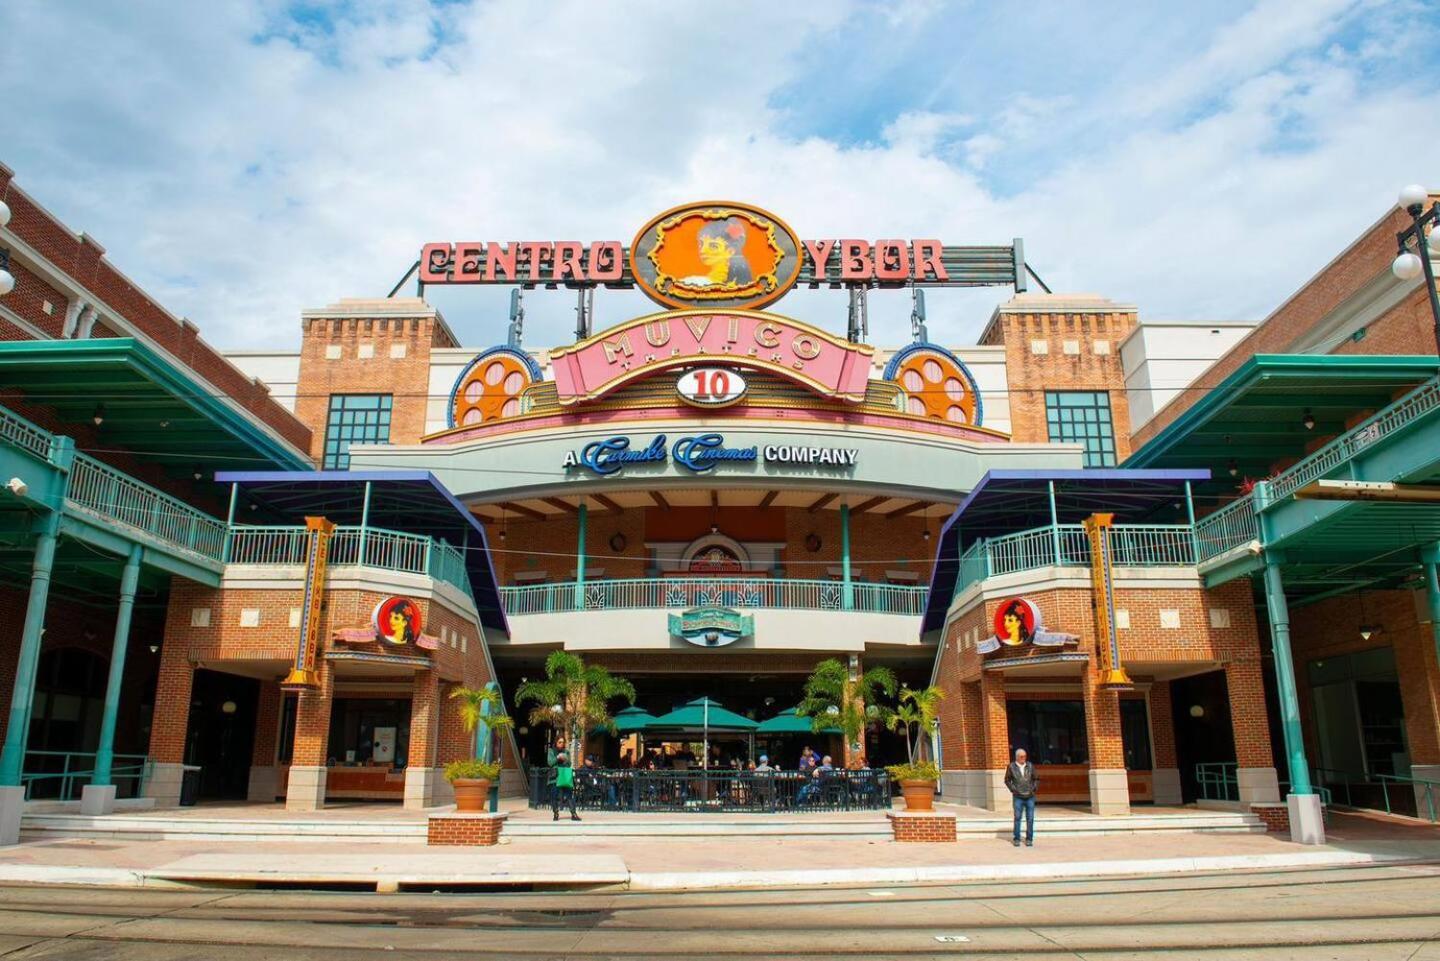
[690,370,731,400]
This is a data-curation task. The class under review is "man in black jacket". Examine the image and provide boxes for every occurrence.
[1004,748,1038,847]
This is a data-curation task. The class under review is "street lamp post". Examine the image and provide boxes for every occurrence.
[1391,184,1440,354]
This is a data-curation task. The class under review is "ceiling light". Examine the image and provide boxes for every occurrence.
[192,466,204,481]
[1228,459,1239,477]
[92,404,105,427]
[923,528,931,541]
[1302,409,1316,431]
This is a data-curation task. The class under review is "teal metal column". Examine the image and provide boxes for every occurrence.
[357,481,372,565]
[574,502,587,609]
[221,482,238,563]
[841,502,853,610]
[1422,544,1440,669]
[1261,554,1314,796]
[92,542,142,787]
[1047,480,1061,564]
[1184,481,1198,563]
[0,512,60,786]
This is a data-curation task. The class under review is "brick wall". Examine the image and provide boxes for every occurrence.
[293,301,455,460]
[427,813,506,846]
[0,166,311,454]
[887,811,956,842]
[980,295,1138,460]
[1132,197,1436,450]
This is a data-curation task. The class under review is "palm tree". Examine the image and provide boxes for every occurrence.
[514,650,636,750]
[449,684,514,761]
[898,685,945,763]
[797,658,898,752]
[886,703,924,763]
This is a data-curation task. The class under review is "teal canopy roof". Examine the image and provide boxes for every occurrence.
[592,706,658,735]
[756,706,840,734]
[648,697,758,732]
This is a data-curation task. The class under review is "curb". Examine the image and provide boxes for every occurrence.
[0,848,1430,892]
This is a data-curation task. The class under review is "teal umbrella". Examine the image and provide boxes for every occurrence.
[591,706,657,735]
[757,706,841,735]
[648,696,759,731]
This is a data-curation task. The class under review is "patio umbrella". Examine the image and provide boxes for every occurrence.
[648,696,760,767]
[756,706,841,735]
[590,706,658,736]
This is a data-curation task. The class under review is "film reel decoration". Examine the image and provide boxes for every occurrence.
[882,342,982,426]
[449,346,544,428]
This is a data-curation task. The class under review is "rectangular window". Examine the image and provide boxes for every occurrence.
[323,394,393,469]
[1045,390,1117,467]
[1006,699,1089,766]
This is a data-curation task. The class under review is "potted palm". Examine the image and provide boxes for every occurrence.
[885,685,945,810]
[796,658,897,767]
[447,684,514,812]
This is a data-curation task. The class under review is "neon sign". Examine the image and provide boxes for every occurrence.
[561,433,859,476]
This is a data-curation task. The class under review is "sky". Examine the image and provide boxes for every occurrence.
[2,0,1437,352]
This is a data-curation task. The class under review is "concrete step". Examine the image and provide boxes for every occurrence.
[20,813,426,844]
[505,818,890,838]
[950,810,1267,837]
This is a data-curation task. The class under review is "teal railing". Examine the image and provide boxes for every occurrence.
[500,577,928,616]
[226,524,474,600]
[952,522,1197,599]
[1196,761,1239,802]
[1376,773,1440,823]
[1194,497,1259,562]
[21,750,151,802]
[0,403,55,461]
[1265,375,1440,505]
[67,453,227,560]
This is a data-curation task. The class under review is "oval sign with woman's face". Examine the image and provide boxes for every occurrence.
[993,597,1042,647]
[630,201,802,311]
[373,596,423,647]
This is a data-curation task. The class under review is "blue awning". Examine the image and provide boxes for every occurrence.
[215,470,507,633]
[919,468,1210,633]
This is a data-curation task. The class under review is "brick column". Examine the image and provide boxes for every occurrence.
[1083,669,1129,815]
[144,639,194,807]
[405,671,441,810]
[1225,659,1280,804]
[939,680,987,806]
[247,682,282,802]
[1148,681,1182,805]
[285,665,333,811]
[435,680,471,806]
[978,671,1009,810]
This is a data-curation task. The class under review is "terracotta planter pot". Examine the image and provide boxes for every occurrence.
[899,778,937,811]
[452,778,492,813]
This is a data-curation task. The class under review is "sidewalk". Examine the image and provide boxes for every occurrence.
[0,810,1435,892]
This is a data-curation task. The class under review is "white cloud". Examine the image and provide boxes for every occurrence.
[0,0,1434,355]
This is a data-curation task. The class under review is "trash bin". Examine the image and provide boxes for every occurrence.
[179,765,202,807]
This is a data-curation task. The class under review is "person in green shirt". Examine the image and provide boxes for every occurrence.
[551,748,579,821]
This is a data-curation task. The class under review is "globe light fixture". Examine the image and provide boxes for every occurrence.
[1394,251,1424,280]
[0,200,11,227]
[1400,184,1429,210]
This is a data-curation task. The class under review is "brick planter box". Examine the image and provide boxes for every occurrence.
[1251,803,1289,833]
[887,810,956,843]
[427,812,507,846]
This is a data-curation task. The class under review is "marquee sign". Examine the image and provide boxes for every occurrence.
[549,309,873,406]
[676,367,748,408]
[561,433,860,476]
[668,606,754,648]
[975,597,1078,655]
[417,200,1026,306]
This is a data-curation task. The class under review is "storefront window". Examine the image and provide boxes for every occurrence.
[1006,699,1089,765]
[323,394,393,469]
[326,698,411,768]
[1044,391,1116,467]
[1306,646,1407,778]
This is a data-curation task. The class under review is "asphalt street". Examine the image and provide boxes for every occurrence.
[0,862,1434,959]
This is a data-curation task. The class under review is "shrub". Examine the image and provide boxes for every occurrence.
[444,759,502,783]
[885,761,940,782]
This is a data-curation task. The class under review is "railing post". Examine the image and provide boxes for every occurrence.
[574,502,587,610]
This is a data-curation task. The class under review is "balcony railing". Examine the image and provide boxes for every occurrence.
[0,403,54,461]
[500,576,928,616]
[67,453,228,560]
[1194,496,1259,561]
[1266,375,1440,505]
[226,523,474,600]
[953,522,1198,599]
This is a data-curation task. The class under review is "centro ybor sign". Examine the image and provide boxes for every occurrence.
[561,434,860,476]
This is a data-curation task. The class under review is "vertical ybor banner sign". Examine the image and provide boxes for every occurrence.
[282,516,335,691]
[1085,513,1133,690]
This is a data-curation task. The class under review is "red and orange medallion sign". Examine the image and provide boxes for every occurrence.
[548,309,873,406]
[975,597,1077,655]
[630,202,801,311]
[373,596,423,646]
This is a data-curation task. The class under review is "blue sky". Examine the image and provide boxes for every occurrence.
[2,0,1437,350]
